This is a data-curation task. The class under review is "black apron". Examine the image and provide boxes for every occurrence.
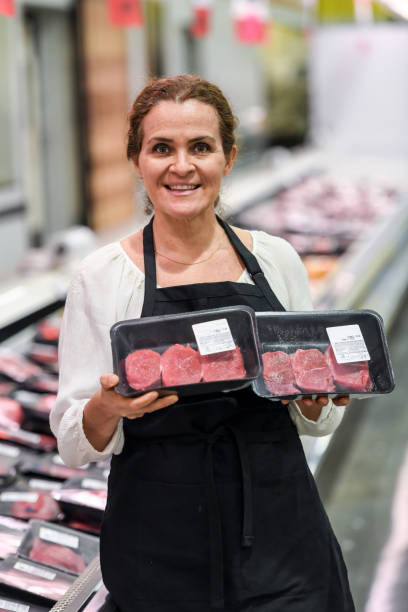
[100,217,355,612]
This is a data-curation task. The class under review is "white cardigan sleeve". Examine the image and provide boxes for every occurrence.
[252,230,345,437]
[50,244,144,467]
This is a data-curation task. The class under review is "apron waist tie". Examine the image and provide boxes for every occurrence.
[204,426,254,609]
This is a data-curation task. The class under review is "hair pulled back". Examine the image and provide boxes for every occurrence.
[127,74,238,162]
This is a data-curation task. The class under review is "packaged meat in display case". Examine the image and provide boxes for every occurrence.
[0,491,62,522]
[0,554,75,603]
[20,453,92,483]
[17,520,99,577]
[0,429,56,453]
[52,486,107,527]
[253,310,394,400]
[0,516,29,559]
[110,306,261,397]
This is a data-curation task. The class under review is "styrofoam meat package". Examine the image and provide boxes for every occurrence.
[0,554,75,603]
[253,310,394,399]
[17,520,99,576]
[111,306,262,397]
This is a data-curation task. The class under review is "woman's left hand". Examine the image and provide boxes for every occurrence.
[281,394,350,422]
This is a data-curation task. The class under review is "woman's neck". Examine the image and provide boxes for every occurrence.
[152,211,224,262]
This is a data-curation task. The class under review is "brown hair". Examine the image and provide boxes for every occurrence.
[127,74,238,162]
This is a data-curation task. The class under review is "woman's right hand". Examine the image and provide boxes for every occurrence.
[98,373,179,419]
[83,373,178,451]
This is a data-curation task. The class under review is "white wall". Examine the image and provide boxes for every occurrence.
[308,25,408,156]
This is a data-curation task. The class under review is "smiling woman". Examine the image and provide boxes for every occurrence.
[50,74,354,612]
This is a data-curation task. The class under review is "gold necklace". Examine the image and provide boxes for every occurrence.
[154,237,223,266]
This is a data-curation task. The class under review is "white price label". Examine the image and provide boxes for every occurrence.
[192,319,235,356]
[14,560,56,580]
[82,478,107,490]
[39,526,79,549]
[0,443,20,458]
[0,599,30,612]
[28,478,62,491]
[18,431,40,444]
[0,492,39,503]
[326,325,370,364]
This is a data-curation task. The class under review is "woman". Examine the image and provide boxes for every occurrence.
[51,75,354,611]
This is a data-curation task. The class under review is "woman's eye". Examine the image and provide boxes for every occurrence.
[194,142,211,154]
[153,143,169,154]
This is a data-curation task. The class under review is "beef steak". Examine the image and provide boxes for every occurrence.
[201,347,245,382]
[262,351,299,395]
[161,344,202,386]
[325,345,373,391]
[125,349,161,390]
[291,348,336,393]
[29,537,86,574]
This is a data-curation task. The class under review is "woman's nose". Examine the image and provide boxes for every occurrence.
[170,151,194,175]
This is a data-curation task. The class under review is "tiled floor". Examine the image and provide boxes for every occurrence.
[317,295,408,611]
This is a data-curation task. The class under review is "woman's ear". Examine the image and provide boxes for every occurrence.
[132,158,142,178]
[224,145,238,176]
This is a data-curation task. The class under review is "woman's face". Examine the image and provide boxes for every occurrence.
[134,99,237,220]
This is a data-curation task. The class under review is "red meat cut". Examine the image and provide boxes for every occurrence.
[29,537,86,574]
[291,349,336,393]
[325,345,373,391]
[161,344,202,386]
[11,493,61,521]
[262,351,299,395]
[125,349,161,390]
[201,347,245,382]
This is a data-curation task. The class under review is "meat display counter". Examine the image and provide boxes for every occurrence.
[0,148,407,611]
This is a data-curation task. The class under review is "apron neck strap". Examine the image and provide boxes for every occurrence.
[141,216,156,317]
[216,216,285,311]
[141,215,285,317]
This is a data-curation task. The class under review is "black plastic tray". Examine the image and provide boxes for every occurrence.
[252,309,395,400]
[17,519,99,577]
[110,305,262,397]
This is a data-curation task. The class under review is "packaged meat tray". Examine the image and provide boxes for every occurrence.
[17,520,99,577]
[253,310,394,400]
[0,554,75,603]
[51,487,107,526]
[0,490,62,522]
[20,453,92,482]
[110,306,261,397]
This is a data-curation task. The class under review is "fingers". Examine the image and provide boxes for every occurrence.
[100,373,119,391]
[126,393,178,420]
[333,394,350,406]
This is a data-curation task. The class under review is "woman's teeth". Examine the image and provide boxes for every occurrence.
[166,185,199,191]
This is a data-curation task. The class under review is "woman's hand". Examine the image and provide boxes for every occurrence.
[83,374,178,451]
[281,394,350,422]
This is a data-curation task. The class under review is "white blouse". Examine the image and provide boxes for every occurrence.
[50,229,345,467]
